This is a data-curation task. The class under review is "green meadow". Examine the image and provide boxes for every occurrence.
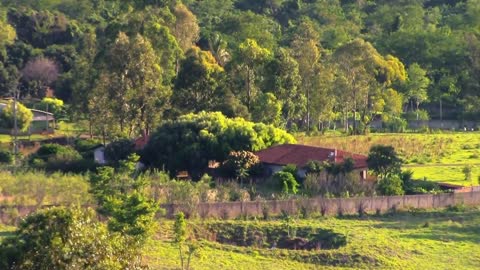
[143,208,480,269]
[299,133,480,185]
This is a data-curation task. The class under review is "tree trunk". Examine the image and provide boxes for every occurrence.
[246,67,251,110]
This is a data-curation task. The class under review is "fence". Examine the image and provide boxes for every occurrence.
[2,192,480,223]
[163,191,480,219]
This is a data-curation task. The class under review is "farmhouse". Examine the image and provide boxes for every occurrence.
[256,144,368,179]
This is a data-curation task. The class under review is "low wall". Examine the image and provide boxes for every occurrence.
[163,191,480,219]
[2,192,480,223]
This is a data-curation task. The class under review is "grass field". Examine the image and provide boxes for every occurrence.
[144,208,480,269]
[298,133,480,185]
[2,209,480,269]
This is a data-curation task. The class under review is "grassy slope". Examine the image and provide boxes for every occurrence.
[298,133,480,185]
[145,208,480,269]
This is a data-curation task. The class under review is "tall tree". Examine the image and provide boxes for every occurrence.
[333,39,406,134]
[404,63,430,117]
[173,3,200,71]
[236,39,272,110]
[263,48,303,126]
[172,47,225,114]
[91,32,170,138]
[290,20,322,131]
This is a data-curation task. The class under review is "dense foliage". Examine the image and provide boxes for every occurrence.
[0,0,478,138]
[0,100,33,132]
[142,111,295,178]
[0,207,146,269]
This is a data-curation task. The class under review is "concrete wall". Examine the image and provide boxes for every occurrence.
[4,192,480,222]
[163,191,480,219]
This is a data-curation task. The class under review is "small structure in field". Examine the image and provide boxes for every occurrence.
[0,103,55,134]
[255,144,368,179]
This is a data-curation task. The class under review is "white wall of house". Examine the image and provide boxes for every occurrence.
[94,147,106,165]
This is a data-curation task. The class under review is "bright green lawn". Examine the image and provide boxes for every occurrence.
[409,165,480,185]
[299,133,480,185]
[146,208,480,269]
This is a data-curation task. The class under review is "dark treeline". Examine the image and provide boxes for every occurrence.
[0,0,479,137]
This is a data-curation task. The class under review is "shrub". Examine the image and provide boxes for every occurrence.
[377,175,405,196]
[74,138,102,158]
[274,171,299,195]
[104,138,135,164]
[0,150,13,164]
[198,222,347,250]
[404,109,430,121]
[30,143,94,172]
[0,100,33,132]
[220,151,261,180]
[383,116,407,133]
[304,160,323,174]
[367,145,403,178]
[38,97,65,118]
[0,207,145,270]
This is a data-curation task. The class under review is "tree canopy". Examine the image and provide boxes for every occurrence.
[142,111,295,179]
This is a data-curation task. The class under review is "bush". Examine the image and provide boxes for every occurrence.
[383,116,407,133]
[274,171,299,195]
[0,150,13,164]
[304,160,323,174]
[197,222,347,250]
[30,143,94,173]
[104,139,135,164]
[377,175,405,196]
[0,207,146,270]
[220,151,261,180]
[404,110,430,121]
[0,100,33,132]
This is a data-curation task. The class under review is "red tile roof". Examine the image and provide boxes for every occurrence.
[255,144,368,169]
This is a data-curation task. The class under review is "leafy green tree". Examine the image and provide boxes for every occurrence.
[377,175,405,196]
[0,20,16,58]
[104,138,136,165]
[0,100,33,132]
[367,145,403,178]
[251,92,282,126]
[263,48,303,125]
[220,150,261,180]
[173,3,200,52]
[0,150,13,164]
[89,154,158,243]
[173,212,198,270]
[173,47,226,114]
[289,20,323,130]
[333,39,406,134]
[39,97,65,118]
[92,32,171,137]
[0,207,145,270]
[274,171,299,195]
[142,111,295,179]
[404,63,430,117]
[236,39,272,109]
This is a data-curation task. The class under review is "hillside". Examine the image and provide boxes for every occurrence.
[0,0,479,139]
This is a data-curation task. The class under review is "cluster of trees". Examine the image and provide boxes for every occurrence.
[142,111,295,178]
[0,0,479,138]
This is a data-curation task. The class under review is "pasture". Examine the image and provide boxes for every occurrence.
[144,207,480,269]
[298,132,480,185]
